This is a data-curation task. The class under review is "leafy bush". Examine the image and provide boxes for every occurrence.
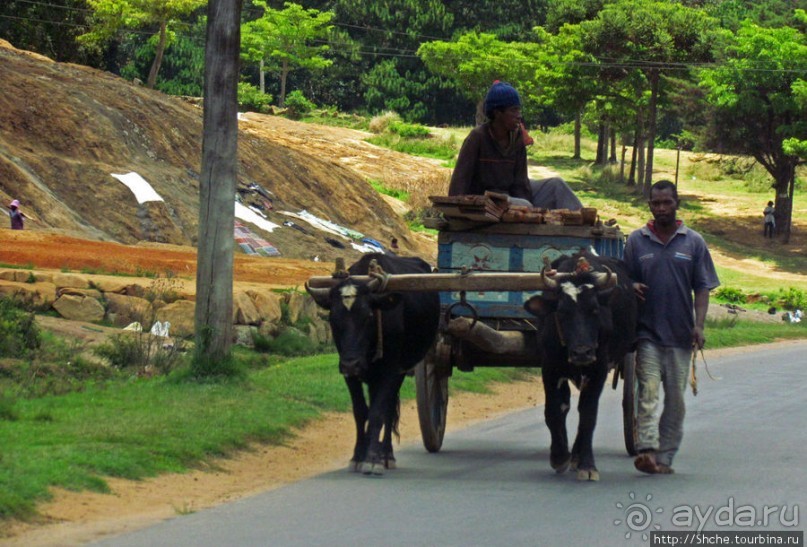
[237,82,273,113]
[715,286,747,304]
[284,90,316,117]
[252,327,319,356]
[777,287,806,310]
[388,120,430,138]
[368,111,402,133]
[0,298,41,357]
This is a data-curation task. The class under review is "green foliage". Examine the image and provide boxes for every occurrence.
[417,32,540,105]
[283,90,317,117]
[0,396,19,422]
[715,286,747,304]
[365,132,457,161]
[241,1,334,106]
[699,19,806,211]
[777,287,806,310]
[0,298,41,358]
[79,0,206,87]
[368,111,402,133]
[368,180,410,202]
[388,120,431,138]
[238,82,273,113]
[252,328,320,356]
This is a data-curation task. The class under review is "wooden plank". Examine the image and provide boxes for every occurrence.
[306,272,549,292]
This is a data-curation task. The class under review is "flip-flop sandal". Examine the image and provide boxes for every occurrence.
[634,453,659,474]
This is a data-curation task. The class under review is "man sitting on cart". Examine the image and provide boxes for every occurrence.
[448,81,582,211]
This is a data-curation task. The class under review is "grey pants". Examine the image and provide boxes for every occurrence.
[635,339,692,467]
[507,177,582,210]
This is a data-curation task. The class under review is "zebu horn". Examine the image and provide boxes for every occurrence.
[592,265,617,289]
[541,267,559,290]
[304,282,330,299]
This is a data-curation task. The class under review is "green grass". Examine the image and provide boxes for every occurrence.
[365,132,458,162]
[0,353,536,522]
[706,319,806,347]
[368,179,410,202]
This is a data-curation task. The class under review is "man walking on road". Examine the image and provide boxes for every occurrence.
[624,180,720,475]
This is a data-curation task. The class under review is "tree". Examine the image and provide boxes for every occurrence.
[579,0,716,193]
[417,32,539,123]
[194,0,242,373]
[700,16,807,243]
[530,25,601,159]
[0,0,99,65]
[241,1,333,106]
[79,0,206,88]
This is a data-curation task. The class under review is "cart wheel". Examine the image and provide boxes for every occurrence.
[415,350,449,453]
[621,352,639,456]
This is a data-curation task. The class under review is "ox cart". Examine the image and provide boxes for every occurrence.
[308,199,639,460]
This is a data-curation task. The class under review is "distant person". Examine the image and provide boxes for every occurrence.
[763,201,775,239]
[448,81,582,210]
[624,180,720,475]
[8,199,28,230]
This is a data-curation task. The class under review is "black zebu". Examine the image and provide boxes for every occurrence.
[524,251,637,481]
[306,253,439,475]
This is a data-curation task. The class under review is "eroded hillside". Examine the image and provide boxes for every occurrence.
[0,40,447,262]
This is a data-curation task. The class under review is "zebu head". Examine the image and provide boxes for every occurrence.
[306,273,401,378]
[524,256,617,366]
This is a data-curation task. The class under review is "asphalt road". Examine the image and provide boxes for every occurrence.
[95,341,806,547]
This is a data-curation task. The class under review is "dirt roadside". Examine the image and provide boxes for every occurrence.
[2,378,545,546]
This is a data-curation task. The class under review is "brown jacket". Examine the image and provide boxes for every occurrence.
[448,123,531,200]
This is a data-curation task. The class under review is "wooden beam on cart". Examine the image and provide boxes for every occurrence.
[306,271,549,292]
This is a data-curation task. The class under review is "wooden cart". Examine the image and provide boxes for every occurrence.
[308,206,639,456]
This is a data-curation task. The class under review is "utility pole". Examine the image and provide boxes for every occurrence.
[194,0,243,372]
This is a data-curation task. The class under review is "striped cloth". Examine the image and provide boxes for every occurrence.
[234,221,280,257]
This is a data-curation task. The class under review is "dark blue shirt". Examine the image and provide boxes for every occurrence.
[624,222,720,349]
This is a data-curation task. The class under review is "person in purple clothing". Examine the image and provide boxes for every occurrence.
[624,180,720,475]
[8,199,27,230]
[448,81,581,210]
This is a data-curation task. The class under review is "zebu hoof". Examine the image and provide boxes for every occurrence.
[551,457,571,474]
[349,460,362,473]
[569,455,579,471]
[360,462,385,476]
[576,469,600,482]
[384,457,397,470]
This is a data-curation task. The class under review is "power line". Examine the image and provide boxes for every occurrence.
[2,10,805,75]
[12,0,91,13]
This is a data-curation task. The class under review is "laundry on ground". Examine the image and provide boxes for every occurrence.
[234,221,280,257]
[111,172,164,204]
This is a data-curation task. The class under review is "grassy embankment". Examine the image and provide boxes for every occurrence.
[1,121,805,525]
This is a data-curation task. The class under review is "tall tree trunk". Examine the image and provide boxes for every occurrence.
[643,70,660,188]
[773,163,796,244]
[146,20,168,89]
[573,110,582,159]
[279,60,289,107]
[194,0,243,373]
[629,136,638,187]
[259,58,265,94]
[638,139,646,193]
[596,123,608,165]
[609,128,617,163]
[620,145,627,183]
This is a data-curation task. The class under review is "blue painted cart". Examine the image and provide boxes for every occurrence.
[414,218,638,454]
